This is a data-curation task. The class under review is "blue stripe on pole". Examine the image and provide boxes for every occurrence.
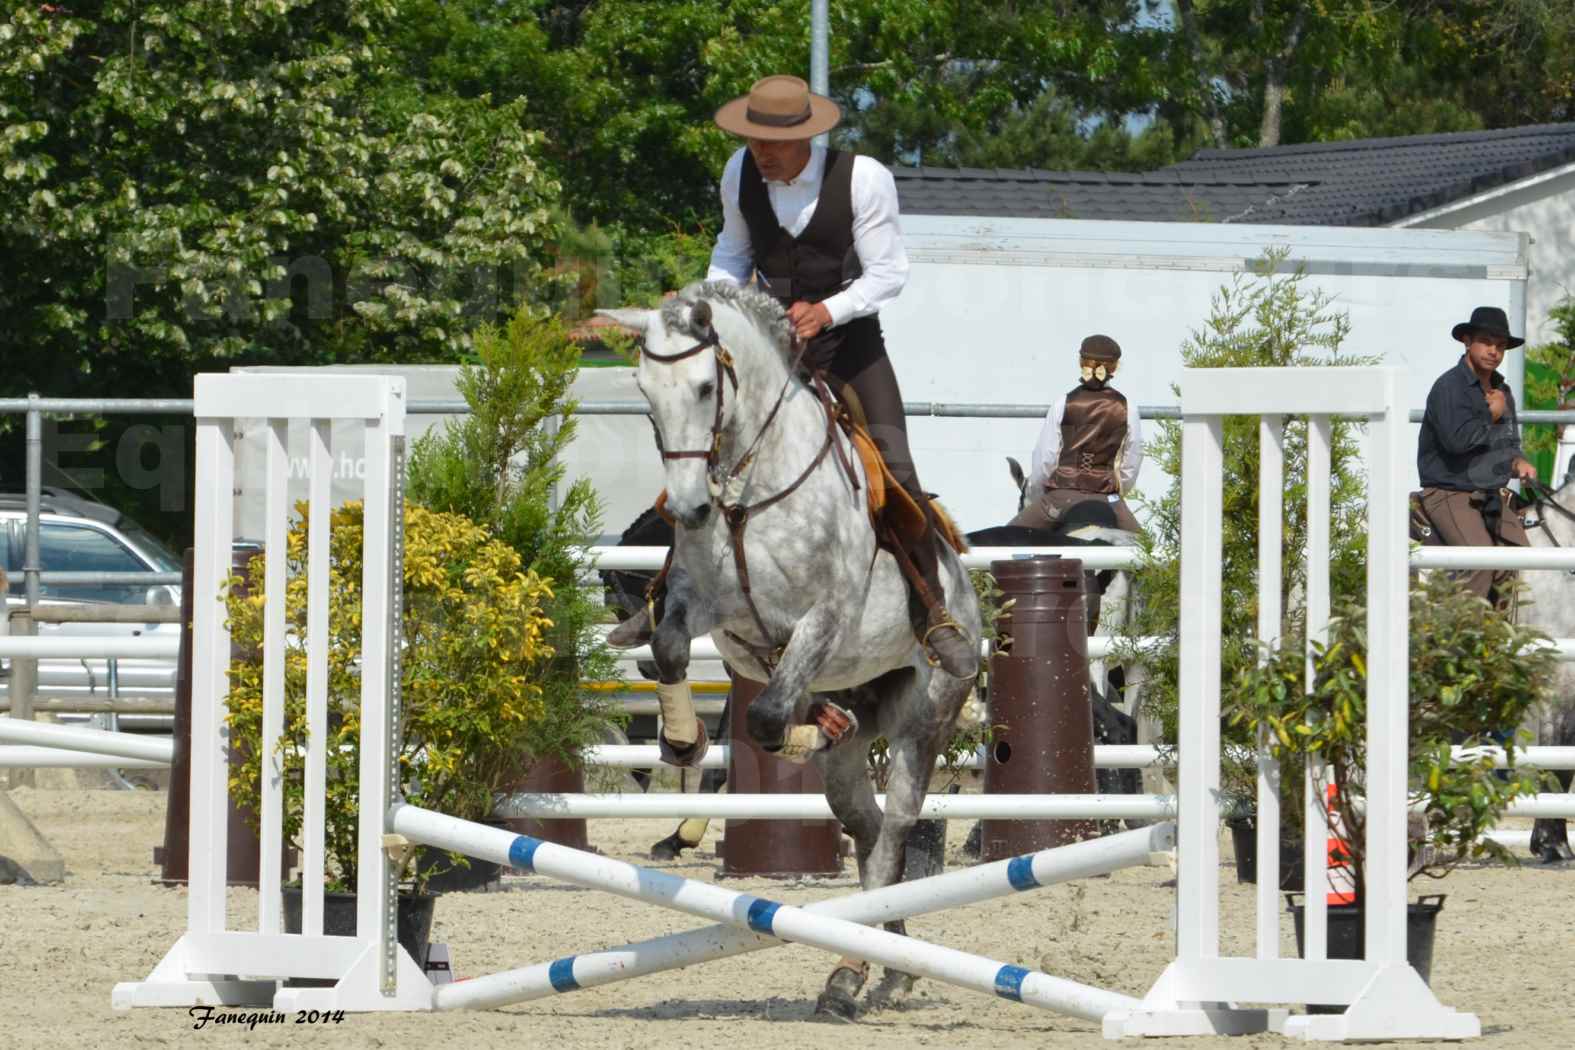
[745,897,781,934]
[547,957,580,992]
[508,835,543,872]
[994,964,1029,1002]
[1006,855,1039,891]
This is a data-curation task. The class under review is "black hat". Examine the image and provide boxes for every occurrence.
[1079,334,1122,362]
[1451,306,1523,349]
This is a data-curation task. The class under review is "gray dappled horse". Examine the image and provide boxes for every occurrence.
[1516,481,1575,861]
[599,282,983,1018]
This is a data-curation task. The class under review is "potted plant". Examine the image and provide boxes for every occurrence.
[1228,571,1557,992]
[224,499,558,958]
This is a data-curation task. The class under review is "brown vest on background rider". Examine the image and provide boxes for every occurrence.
[1049,385,1129,495]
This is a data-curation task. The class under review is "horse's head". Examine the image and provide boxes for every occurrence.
[600,285,789,528]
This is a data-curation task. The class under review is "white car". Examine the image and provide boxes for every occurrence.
[1,490,184,709]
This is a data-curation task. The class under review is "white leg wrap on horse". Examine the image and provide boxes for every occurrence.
[657,680,699,747]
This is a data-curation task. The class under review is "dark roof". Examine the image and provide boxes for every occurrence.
[895,122,1575,226]
[894,167,1314,224]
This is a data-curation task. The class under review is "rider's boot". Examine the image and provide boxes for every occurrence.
[895,523,979,679]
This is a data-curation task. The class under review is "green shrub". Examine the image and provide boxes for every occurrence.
[1230,573,1556,897]
[225,501,556,890]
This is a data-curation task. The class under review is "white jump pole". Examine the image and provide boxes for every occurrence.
[493,791,1180,822]
[493,790,1575,822]
[0,636,181,659]
[0,746,167,769]
[0,718,175,764]
[581,743,1575,772]
[432,821,1176,1011]
[391,803,1142,1021]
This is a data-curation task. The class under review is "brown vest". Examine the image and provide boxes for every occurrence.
[1048,385,1129,495]
[738,149,882,373]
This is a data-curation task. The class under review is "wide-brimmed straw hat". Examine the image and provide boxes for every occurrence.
[1451,306,1524,349]
[714,75,842,141]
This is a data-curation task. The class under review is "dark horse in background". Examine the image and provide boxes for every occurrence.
[601,466,1143,861]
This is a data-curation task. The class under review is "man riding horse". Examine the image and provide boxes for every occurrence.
[607,75,978,757]
[1416,305,1537,609]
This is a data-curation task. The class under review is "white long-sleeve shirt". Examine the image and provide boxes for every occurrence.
[706,145,909,327]
[1026,393,1145,496]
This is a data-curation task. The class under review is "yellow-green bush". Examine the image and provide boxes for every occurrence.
[226,500,554,889]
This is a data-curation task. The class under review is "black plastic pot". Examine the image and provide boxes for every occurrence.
[1227,816,1305,891]
[282,887,436,979]
[1287,894,1445,1014]
[416,851,503,894]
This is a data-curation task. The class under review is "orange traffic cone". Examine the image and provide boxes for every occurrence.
[1325,783,1357,906]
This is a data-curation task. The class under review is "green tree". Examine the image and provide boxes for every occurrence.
[1120,254,1376,744]
[1521,298,1575,482]
[406,306,622,770]
[0,0,566,406]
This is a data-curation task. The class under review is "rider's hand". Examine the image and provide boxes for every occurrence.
[1485,388,1507,421]
[787,300,832,341]
[1514,457,1537,482]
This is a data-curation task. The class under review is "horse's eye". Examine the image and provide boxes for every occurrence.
[697,381,715,400]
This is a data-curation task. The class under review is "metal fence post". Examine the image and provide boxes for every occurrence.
[5,610,37,788]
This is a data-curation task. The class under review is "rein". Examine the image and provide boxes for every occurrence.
[642,320,859,665]
[1524,478,1575,551]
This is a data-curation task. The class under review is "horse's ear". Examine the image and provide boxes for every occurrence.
[595,308,651,335]
[690,300,712,330]
[1007,456,1026,491]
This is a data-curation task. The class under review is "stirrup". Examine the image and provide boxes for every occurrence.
[920,617,965,666]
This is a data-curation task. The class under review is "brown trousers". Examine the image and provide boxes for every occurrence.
[1420,487,1528,608]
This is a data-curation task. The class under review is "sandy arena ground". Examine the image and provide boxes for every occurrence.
[2,781,1570,1049]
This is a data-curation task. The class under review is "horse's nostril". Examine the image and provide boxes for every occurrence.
[691,504,711,524]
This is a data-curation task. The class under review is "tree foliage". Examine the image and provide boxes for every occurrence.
[1118,254,1376,746]
[1,0,566,406]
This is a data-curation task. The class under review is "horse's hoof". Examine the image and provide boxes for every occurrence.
[813,989,861,1022]
[649,833,691,862]
[605,611,654,649]
[813,962,867,1021]
[865,969,916,1012]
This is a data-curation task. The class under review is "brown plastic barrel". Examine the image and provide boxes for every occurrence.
[721,672,843,878]
[500,753,592,852]
[156,547,279,886]
[979,556,1098,860]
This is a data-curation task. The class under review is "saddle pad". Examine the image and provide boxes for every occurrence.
[847,423,967,553]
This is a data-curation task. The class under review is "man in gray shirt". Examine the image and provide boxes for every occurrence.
[1417,306,1536,607]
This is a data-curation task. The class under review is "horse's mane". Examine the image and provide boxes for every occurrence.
[661,281,792,361]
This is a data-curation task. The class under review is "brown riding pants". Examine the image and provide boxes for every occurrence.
[1420,487,1528,608]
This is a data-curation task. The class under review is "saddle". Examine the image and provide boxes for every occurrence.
[844,422,968,554]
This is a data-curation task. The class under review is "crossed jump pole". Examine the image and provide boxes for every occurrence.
[391,805,1173,1015]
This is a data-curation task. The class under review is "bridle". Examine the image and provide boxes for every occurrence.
[641,328,737,467]
[1523,477,1575,550]
[640,314,859,665]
